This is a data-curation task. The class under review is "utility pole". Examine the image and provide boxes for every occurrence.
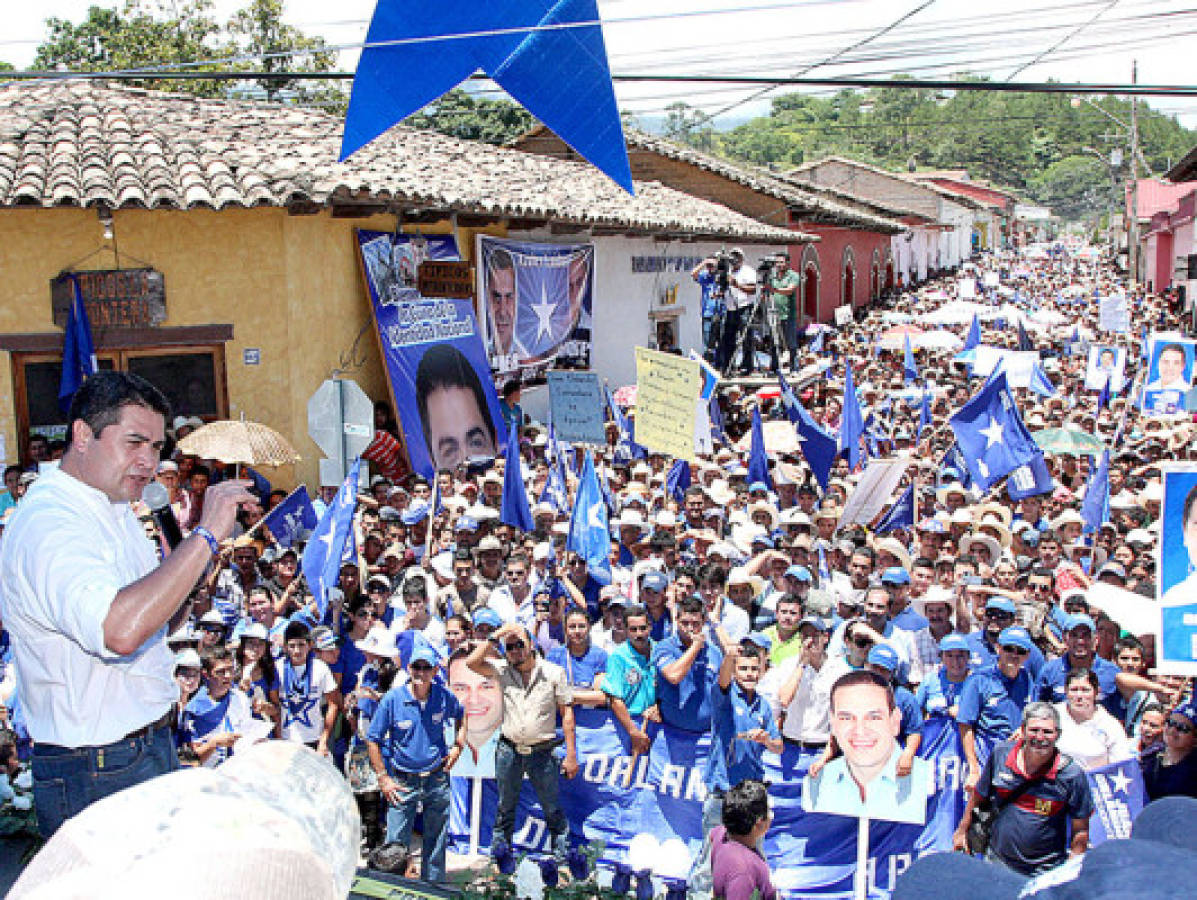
[1128,60,1141,286]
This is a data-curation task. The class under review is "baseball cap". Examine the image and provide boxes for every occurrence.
[985,597,1018,616]
[867,643,900,671]
[1096,562,1127,581]
[1064,613,1096,634]
[784,565,812,582]
[938,633,969,653]
[401,501,431,525]
[240,622,269,642]
[640,571,669,592]
[742,632,773,652]
[472,608,502,630]
[409,646,439,667]
[311,626,338,651]
[455,515,479,532]
[798,615,829,632]
[880,567,911,585]
[174,648,202,670]
[997,626,1033,652]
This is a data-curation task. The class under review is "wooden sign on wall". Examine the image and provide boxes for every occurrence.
[51,269,167,329]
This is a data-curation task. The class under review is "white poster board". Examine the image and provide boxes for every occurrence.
[834,305,854,326]
[839,458,910,527]
[972,347,1040,387]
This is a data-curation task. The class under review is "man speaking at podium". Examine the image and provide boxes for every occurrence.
[0,372,254,837]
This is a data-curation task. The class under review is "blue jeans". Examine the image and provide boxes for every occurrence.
[31,722,178,839]
[494,738,569,856]
[385,770,451,883]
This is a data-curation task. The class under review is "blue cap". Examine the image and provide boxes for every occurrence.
[938,633,969,653]
[742,631,773,651]
[867,643,900,671]
[472,607,502,629]
[640,571,669,592]
[1172,700,1197,723]
[1096,562,1127,580]
[917,518,945,534]
[455,515,478,532]
[784,565,812,582]
[401,501,431,525]
[289,610,316,630]
[409,646,439,667]
[985,596,1018,615]
[748,481,769,494]
[880,567,911,585]
[1065,613,1096,634]
[799,615,829,632]
[752,535,775,548]
[997,626,1033,651]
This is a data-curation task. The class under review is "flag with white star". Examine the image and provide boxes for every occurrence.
[948,371,1039,492]
[301,458,362,617]
[566,450,611,586]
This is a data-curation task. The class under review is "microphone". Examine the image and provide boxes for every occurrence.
[142,480,184,550]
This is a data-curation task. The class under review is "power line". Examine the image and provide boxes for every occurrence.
[1004,0,1122,81]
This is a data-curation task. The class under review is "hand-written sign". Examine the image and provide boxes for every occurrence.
[634,347,701,462]
[547,371,606,445]
[417,260,474,299]
[51,268,166,329]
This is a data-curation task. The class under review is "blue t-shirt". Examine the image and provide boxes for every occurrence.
[958,665,1035,744]
[335,640,370,694]
[547,643,609,688]
[647,606,674,642]
[891,607,930,632]
[1034,654,1122,719]
[696,269,722,319]
[651,633,724,733]
[915,668,969,719]
[602,641,657,716]
[894,685,923,740]
[367,682,463,774]
[705,681,779,792]
[965,631,1045,680]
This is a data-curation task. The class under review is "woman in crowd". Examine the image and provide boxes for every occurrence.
[1054,668,1130,770]
[1142,700,1197,800]
[235,621,281,730]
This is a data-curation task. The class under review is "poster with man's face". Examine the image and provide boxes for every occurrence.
[477,235,594,379]
[1157,466,1197,676]
[1084,345,1126,392]
[1142,337,1197,415]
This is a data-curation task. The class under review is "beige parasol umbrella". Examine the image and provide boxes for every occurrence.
[735,420,803,455]
[177,419,301,468]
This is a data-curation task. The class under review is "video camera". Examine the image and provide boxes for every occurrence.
[712,250,733,294]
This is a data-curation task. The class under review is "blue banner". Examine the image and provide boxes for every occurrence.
[1085,757,1145,846]
[450,709,965,898]
[262,486,318,548]
[357,230,504,479]
[477,236,593,379]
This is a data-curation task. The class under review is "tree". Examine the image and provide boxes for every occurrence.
[1029,155,1113,221]
[225,0,339,105]
[404,89,535,145]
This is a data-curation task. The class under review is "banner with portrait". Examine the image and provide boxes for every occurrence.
[476,235,594,379]
[1141,336,1197,416]
[1084,345,1127,391]
[1157,465,1197,676]
[357,231,504,479]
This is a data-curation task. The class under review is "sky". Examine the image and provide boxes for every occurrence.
[3,0,1195,131]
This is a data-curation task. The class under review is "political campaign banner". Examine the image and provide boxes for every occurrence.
[1085,757,1146,846]
[1157,466,1197,676]
[971,347,1040,385]
[634,348,702,462]
[357,231,504,480]
[450,709,962,899]
[1084,345,1127,392]
[1141,336,1197,416]
[1098,294,1130,334]
[477,235,594,379]
[839,459,910,528]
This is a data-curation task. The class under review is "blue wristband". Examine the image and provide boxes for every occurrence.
[192,526,219,555]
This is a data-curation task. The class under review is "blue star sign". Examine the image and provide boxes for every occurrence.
[341,0,634,194]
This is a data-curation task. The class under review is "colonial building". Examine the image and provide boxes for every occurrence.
[0,80,795,480]
[510,127,908,324]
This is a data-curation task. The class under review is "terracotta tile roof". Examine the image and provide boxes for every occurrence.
[1126,178,1193,220]
[0,80,801,244]
[508,125,906,234]
[788,155,985,210]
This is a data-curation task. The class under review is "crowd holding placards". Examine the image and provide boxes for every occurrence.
[1,243,1196,891]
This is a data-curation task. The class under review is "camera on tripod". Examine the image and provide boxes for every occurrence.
[713,250,733,294]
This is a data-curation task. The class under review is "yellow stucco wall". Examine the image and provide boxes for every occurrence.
[0,206,506,487]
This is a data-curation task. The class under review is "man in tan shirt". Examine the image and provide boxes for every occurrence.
[466,622,578,858]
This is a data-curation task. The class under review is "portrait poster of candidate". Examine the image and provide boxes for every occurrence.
[357,231,505,479]
[1157,466,1197,676]
[477,235,594,379]
[1141,337,1197,416]
[1084,345,1126,391]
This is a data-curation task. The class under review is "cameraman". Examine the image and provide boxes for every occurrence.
[771,254,801,371]
[691,257,725,367]
[719,249,758,376]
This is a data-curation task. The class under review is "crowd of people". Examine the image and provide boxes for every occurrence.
[1,242,1196,890]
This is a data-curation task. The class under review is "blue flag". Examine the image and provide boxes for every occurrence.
[839,364,865,471]
[1081,450,1110,534]
[567,451,611,585]
[903,334,918,383]
[58,275,98,414]
[874,483,914,534]
[1006,451,1054,501]
[963,314,981,352]
[747,407,772,489]
[1028,362,1057,398]
[1097,373,1111,410]
[301,459,361,617]
[778,374,836,492]
[500,428,534,533]
[948,372,1040,492]
[263,486,318,548]
[341,0,633,193]
[811,329,825,353]
[605,384,645,462]
[1017,319,1033,351]
[942,442,973,489]
[708,391,726,445]
[917,389,932,436]
[666,459,691,504]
